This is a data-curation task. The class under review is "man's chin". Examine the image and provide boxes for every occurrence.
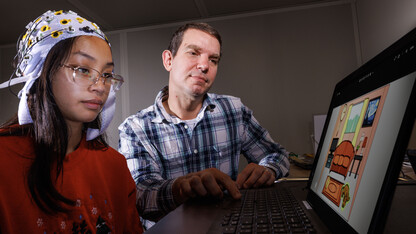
[189,85,210,97]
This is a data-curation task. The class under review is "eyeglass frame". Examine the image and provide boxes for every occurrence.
[60,64,124,91]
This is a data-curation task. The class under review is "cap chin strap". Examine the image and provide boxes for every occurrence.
[0,73,39,125]
[0,76,33,125]
[17,76,38,125]
[0,76,29,89]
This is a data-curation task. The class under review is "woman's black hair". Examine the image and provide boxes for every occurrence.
[0,36,108,214]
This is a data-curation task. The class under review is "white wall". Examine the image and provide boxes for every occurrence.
[0,0,414,155]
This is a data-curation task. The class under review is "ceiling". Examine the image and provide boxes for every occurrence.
[1,0,334,46]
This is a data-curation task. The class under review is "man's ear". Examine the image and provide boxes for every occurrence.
[162,50,173,71]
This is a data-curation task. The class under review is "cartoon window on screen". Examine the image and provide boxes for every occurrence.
[362,97,380,127]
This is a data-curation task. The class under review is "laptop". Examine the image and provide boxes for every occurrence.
[145,27,416,234]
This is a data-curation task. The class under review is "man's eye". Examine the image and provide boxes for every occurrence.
[210,59,218,65]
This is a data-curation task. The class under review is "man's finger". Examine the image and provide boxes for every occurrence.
[253,169,271,188]
[236,165,253,188]
[201,173,223,198]
[180,179,196,198]
[189,176,207,196]
[218,175,241,200]
[242,167,264,188]
[266,173,275,186]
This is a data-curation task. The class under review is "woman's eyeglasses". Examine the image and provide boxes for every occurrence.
[61,64,124,91]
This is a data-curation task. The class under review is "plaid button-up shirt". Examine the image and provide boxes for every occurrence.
[118,87,289,228]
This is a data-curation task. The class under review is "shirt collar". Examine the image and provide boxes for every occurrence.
[152,86,216,124]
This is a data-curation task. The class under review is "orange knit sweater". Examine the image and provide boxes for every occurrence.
[0,134,143,233]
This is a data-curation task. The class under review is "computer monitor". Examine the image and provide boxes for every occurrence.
[306,27,416,234]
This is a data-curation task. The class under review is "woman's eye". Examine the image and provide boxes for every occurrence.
[102,73,113,79]
[76,67,90,75]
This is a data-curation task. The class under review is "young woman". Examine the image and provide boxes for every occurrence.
[0,10,143,233]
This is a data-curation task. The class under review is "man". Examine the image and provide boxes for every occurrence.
[118,22,290,229]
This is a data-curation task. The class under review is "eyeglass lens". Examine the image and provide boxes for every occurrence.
[72,67,122,91]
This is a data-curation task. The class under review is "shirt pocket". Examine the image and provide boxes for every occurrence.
[211,143,232,174]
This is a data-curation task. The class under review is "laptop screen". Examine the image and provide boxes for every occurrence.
[307,28,416,234]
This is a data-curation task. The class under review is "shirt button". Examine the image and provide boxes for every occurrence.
[193,149,198,154]
[184,125,188,129]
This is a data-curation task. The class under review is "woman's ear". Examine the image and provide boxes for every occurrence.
[162,50,173,72]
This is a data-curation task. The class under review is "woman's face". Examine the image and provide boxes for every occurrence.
[52,36,114,127]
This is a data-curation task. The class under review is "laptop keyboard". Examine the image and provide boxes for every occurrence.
[221,187,316,234]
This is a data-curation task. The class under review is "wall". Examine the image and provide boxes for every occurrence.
[355,0,416,63]
[3,0,414,155]
[0,46,19,124]
[109,2,358,154]
[0,1,357,154]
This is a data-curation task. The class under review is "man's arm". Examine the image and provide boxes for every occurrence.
[118,119,177,221]
[237,105,290,189]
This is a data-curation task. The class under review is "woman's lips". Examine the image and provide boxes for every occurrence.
[82,99,103,110]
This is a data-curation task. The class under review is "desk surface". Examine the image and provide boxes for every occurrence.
[288,163,311,178]
[288,161,416,183]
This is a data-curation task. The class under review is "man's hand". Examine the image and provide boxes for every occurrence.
[236,163,276,189]
[172,168,241,205]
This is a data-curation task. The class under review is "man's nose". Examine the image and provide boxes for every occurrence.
[197,56,209,73]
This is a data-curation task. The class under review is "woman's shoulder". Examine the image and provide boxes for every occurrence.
[0,133,34,159]
[84,145,132,180]
[0,126,32,143]
[86,143,127,164]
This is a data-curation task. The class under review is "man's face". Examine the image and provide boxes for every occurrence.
[164,29,221,98]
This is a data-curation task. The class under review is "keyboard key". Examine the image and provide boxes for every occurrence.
[274,228,288,233]
[256,227,269,233]
[256,224,269,229]
[241,224,253,229]
[222,226,236,233]
[239,229,252,233]
[240,217,253,225]
[291,227,306,233]
[272,223,286,229]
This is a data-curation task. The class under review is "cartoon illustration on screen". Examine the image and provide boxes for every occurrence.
[316,84,389,220]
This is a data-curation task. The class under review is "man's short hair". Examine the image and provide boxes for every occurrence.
[167,22,222,58]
